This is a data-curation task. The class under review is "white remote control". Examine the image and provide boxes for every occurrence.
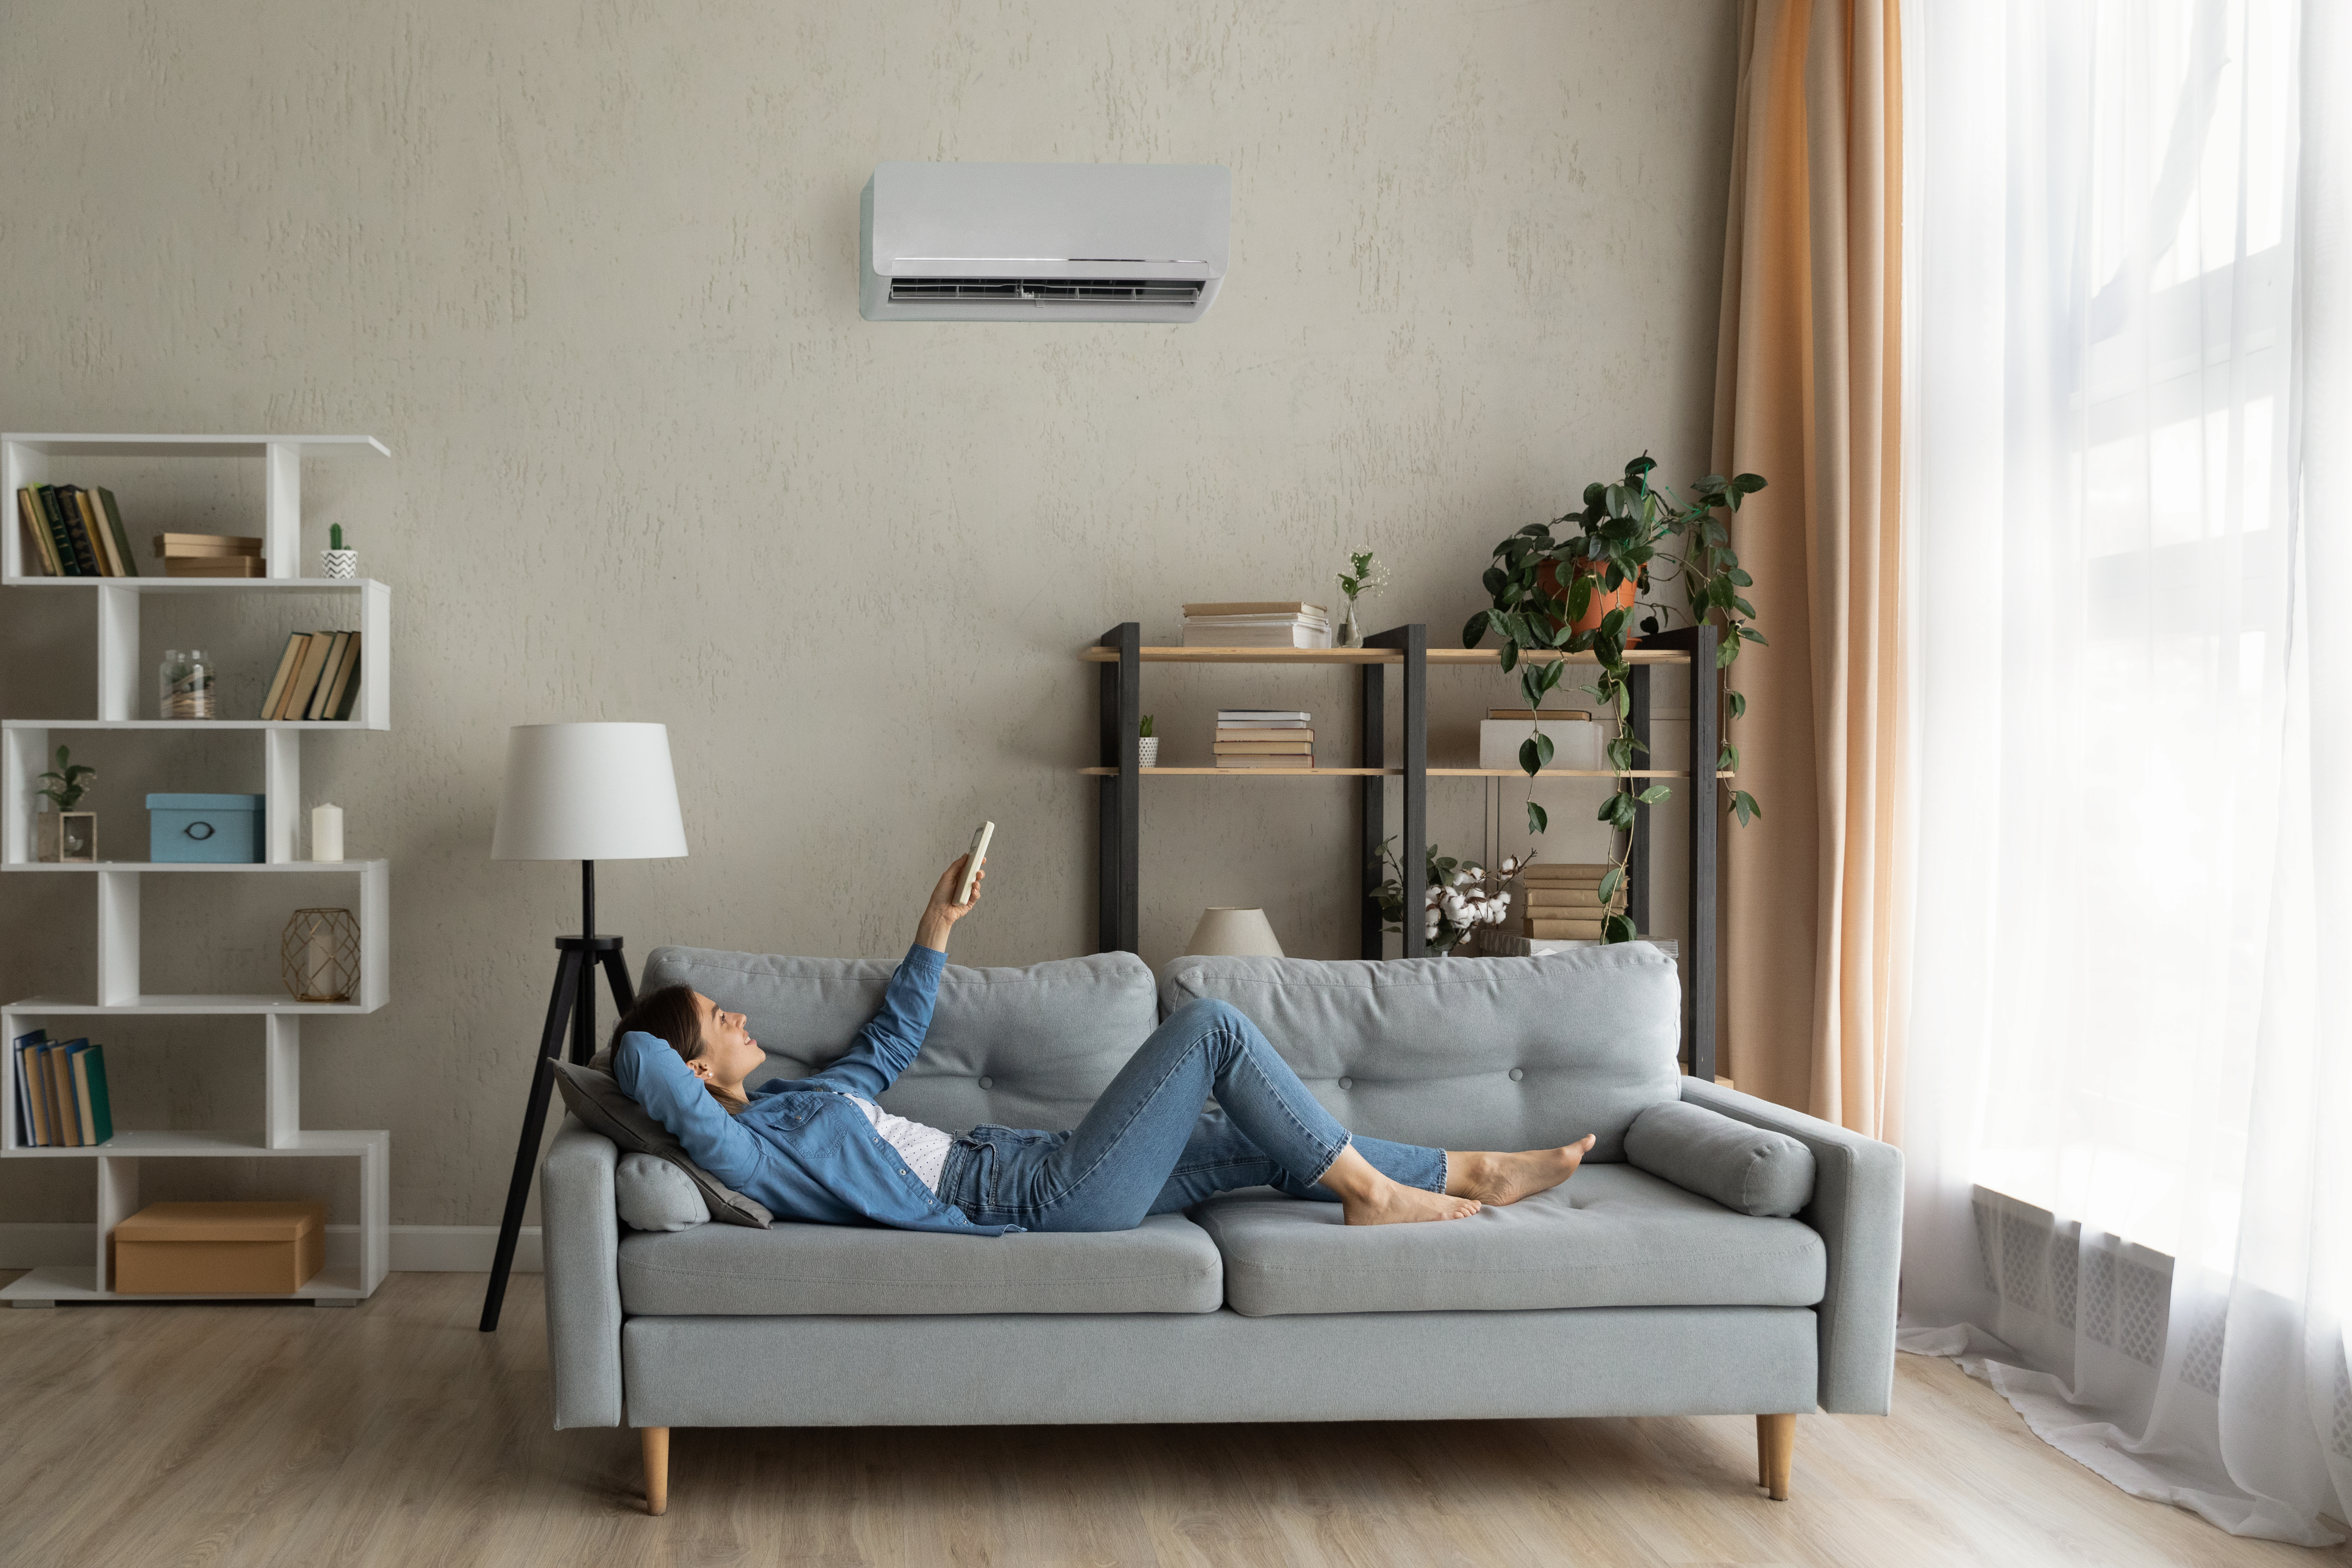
[956,821,994,904]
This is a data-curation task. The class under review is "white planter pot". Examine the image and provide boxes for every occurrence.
[1137,737,1161,768]
[320,548,358,579]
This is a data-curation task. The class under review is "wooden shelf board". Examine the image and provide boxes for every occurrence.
[1,433,389,458]
[1082,767,1731,780]
[1,994,382,1016]
[1,860,385,874]
[1,1262,367,1303]
[1,576,386,592]
[1428,769,1738,779]
[2,1128,386,1159]
[1080,766,1396,777]
[1079,645,1693,666]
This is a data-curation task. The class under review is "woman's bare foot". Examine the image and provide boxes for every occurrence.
[1316,1145,1482,1224]
[1446,1135,1598,1206]
[1340,1180,1482,1226]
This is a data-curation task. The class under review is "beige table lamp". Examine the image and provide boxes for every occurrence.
[1185,907,1285,957]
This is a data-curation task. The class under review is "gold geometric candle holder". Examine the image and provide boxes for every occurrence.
[281,907,360,1003]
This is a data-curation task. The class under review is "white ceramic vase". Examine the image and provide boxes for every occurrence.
[321,548,358,579]
[1137,737,1160,768]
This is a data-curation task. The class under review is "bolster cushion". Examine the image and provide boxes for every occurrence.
[550,1060,773,1228]
[1624,1100,1816,1217]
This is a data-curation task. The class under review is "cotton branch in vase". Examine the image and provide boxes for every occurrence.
[1371,840,1525,955]
[1464,453,1768,944]
[1335,550,1389,648]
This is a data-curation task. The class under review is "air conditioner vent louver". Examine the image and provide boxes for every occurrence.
[889,277,1206,306]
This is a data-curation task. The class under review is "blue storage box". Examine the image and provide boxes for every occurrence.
[147,793,266,863]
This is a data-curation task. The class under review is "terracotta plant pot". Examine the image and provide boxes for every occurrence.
[1537,557,1642,642]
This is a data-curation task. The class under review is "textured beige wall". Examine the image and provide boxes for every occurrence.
[0,1,1735,1227]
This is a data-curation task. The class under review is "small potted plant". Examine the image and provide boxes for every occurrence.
[1336,550,1389,648]
[1137,715,1160,769]
[36,745,98,862]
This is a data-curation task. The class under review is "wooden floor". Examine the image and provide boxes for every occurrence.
[2,1270,2344,1568]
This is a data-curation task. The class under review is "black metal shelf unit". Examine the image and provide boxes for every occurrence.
[1089,621,1718,1079]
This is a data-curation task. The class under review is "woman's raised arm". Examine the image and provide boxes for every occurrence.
[809,853,985,1099]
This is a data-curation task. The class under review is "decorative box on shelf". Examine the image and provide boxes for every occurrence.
[109,1200,327,1295]
[148,793,265,863]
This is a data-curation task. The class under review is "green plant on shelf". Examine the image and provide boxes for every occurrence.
[1464,453,1767,944]
[1139,714,1155,738]
[37,746,95,811]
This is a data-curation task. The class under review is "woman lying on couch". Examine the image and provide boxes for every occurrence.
[609,854,1596,1234]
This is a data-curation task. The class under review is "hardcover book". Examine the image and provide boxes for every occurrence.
[93,487,139,577]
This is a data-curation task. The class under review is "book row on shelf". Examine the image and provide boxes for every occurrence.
[15,481,270,578]
[260,630,365,722]
[1181,601,1331,649]
[12,1029,115,1148]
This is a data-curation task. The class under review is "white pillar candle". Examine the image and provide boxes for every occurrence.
[311,803,344,862]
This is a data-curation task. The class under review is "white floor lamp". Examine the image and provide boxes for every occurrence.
[479,722,688,1331]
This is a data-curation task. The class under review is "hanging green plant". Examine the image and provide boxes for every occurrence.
[1463,454,1767,943]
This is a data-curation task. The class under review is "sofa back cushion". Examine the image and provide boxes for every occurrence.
[639,946,1160,1133]
[1158,946,1683,1162]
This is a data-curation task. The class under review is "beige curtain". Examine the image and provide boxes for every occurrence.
[1711,0,1907,1139]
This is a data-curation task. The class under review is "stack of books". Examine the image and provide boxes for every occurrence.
[14,484,138,576]
[155,531,264,578]
[1518,861,1628,941]
[1181,602,1332,648]
[1215,710,1313,768]
[11,1029,114,1148]
[260,630,365,721]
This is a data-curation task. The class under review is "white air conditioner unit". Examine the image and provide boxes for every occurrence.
[860,161,1231,324]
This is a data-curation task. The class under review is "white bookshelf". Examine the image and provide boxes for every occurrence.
[1,433,393,1307]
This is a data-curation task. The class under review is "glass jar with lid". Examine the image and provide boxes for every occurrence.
[158,649,216,720]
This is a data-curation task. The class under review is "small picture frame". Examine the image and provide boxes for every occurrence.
[36,811,97,863]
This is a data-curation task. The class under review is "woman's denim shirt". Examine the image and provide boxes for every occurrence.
[612,943,1019,1235]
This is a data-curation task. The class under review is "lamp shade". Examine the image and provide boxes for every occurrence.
[1184,907,1285,957]
[490,723,689,861]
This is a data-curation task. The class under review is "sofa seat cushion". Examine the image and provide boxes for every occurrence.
[1192,1164,1826,1317]
[618,1212,1224,1316]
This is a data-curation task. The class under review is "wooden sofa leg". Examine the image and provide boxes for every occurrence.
[1756,1414,1795,1501]
[641,1426,670,1516]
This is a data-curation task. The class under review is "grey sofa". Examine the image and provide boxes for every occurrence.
[542,941,1901,1516]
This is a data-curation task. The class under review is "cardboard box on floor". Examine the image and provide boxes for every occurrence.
[109,1201,326,1294]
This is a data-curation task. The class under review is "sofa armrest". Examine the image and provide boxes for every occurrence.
[542,1113,625,1429]
[1678,1079,1902,1415]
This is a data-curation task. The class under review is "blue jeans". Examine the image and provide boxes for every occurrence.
[936,998,1448,1232]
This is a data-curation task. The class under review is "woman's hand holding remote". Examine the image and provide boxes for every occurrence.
[916,853,986,954]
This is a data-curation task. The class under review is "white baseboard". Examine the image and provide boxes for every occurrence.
[0,1222,543,1274]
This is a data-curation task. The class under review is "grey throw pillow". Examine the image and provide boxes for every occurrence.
[1624,1099,1816,1218]
[549,1060,773,1228]
[614,1153,710,1232]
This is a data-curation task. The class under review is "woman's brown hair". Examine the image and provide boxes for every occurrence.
[610,983,748,1113]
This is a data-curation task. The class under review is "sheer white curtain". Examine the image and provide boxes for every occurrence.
[1902,0,2350,1545]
